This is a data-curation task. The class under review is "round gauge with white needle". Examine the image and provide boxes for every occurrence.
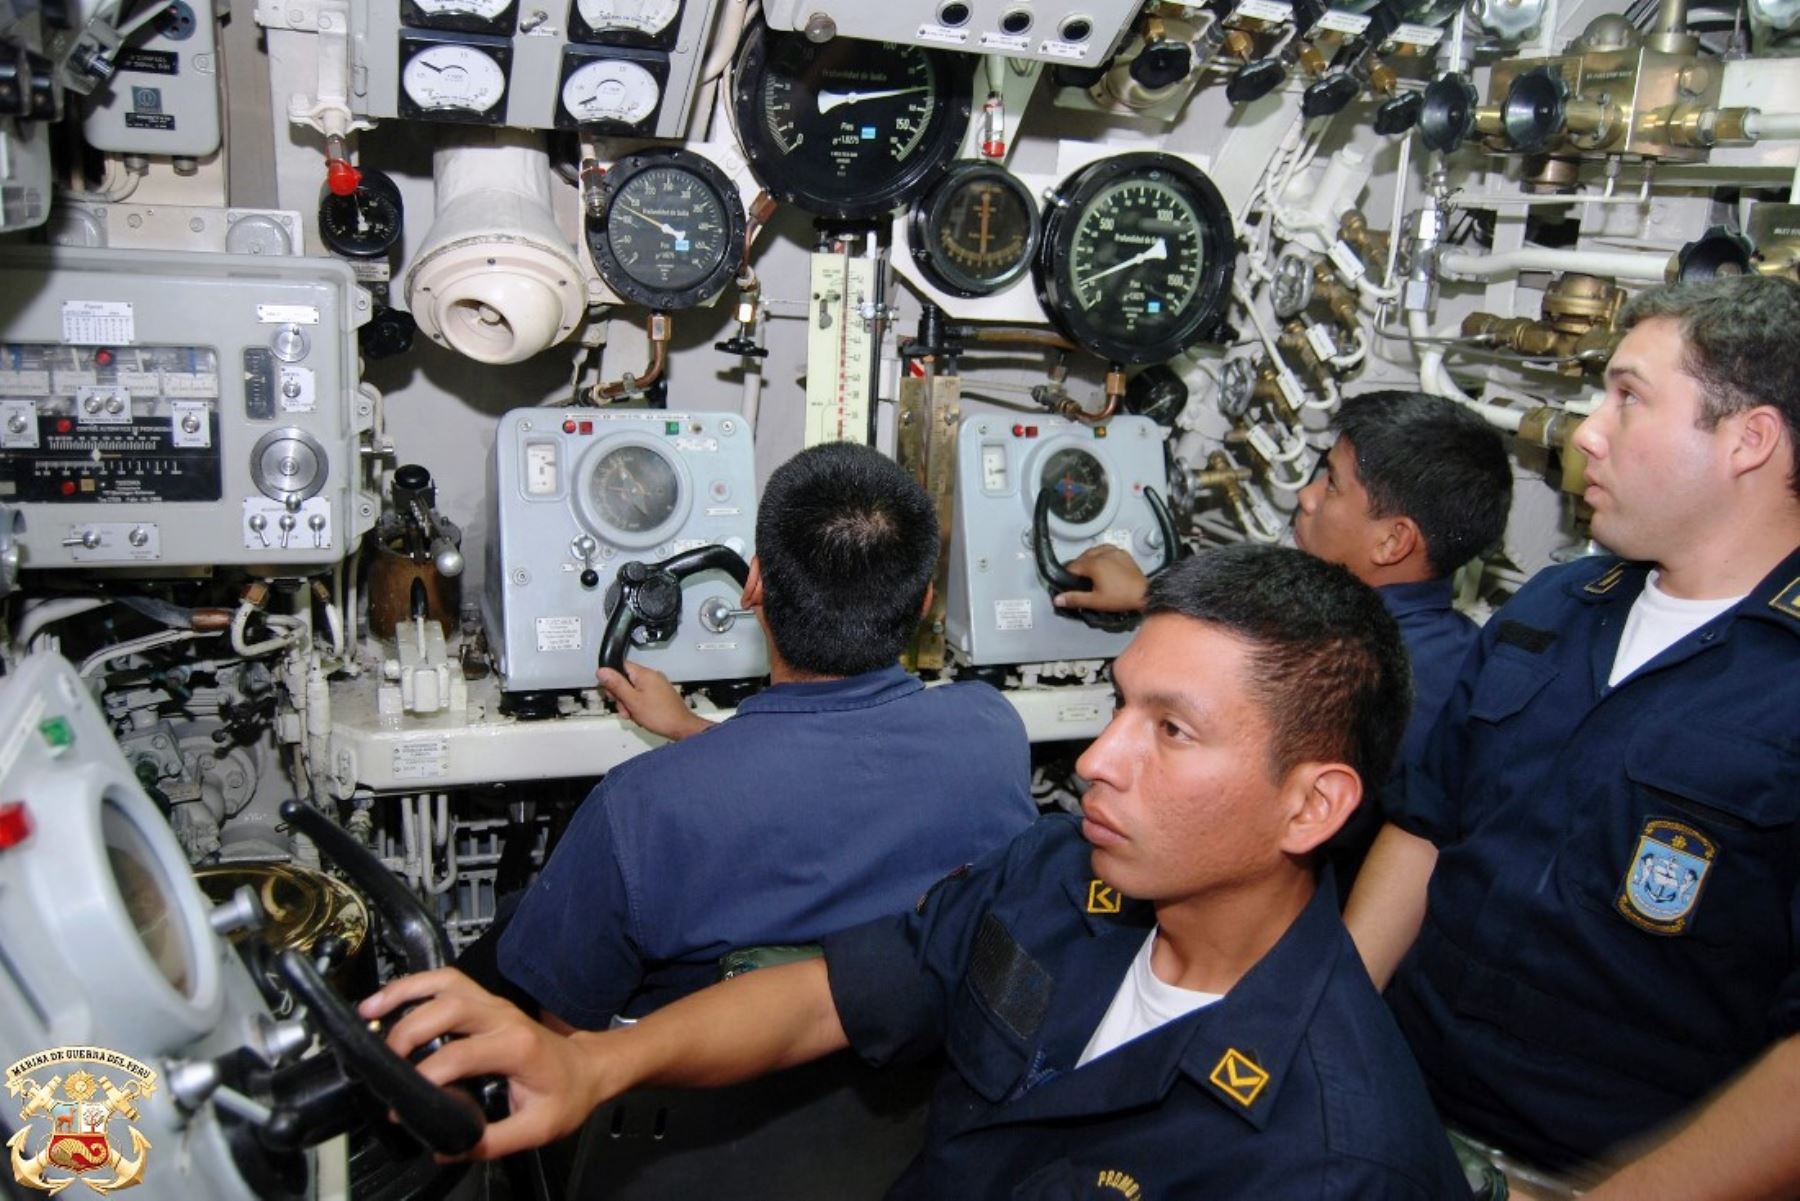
[1034,152,1236,365]
[571,0,681,45]
[398,39,510,122]
[402,0,516,35]
[587,148,747,309]
[558,56,663,129]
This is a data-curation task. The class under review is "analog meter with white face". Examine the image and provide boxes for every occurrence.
[402,0,517,35]
[398,35,512,124]
[557,53,665,131]
[570,0,682,46]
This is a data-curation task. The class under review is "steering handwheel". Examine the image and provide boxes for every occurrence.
[598,544,752,673]
[273,801,487,1156]
[1033,485,1181,633]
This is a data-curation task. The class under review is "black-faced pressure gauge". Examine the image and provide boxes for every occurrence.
[401,0,518,36]
[397,33,512,125]
[587,148,747,310]
[731,21,974,222]
[556,48,667,131]
[1039,447,1110,526]
[1035,152,1236,365]
[569,0,682,47]
[318,167,404,259]
[909,160,1039,298]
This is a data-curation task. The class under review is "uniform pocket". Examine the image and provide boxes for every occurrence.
[1466,648,1559,725]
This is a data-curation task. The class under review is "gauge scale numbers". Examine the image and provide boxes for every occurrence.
[733,25,973,220]
[1036,153,1236,365]
[398,35,511,124]
[558,51,666,131]
[911,162,1038,297]
[570,0,682,47]
[402,0,518,36]
[588,149,746,309]
[1040,448,1110,526]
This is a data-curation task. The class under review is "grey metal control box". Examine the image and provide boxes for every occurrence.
[484,407,767,691]
[0,247,376,571]
[354,0,719,137]
[946,414,1170,666]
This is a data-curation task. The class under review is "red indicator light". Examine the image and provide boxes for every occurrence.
[579,421,593,434]
[1012,424,1024,436]
[562,419,577,434]
[0,802,30,849]
[93,349,113,367]
[59,480,75,496]
[1026,426,1038,437]
[55,418,72,434]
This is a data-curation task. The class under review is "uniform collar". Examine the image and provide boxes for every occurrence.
[734,664,922,715]
[1028,870,1345,1132]
[1172,872,1344,1130]
[1563,544,1800,638]
[1376,577,1456,618]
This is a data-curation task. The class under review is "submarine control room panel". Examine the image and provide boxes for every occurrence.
[2,0,1799,1193]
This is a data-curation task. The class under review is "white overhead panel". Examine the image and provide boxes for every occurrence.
[759,0,1139,68]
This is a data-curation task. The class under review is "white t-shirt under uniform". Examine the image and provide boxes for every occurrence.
[1607,570,1743,687]
[1077,929,1222,1067]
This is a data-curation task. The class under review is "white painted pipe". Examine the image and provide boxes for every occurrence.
[1408,310,1526,432]
[1438,247,1669,283]
[1745,111,1800,141]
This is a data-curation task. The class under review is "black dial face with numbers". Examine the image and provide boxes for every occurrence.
[1039,448,1110,526]
[587,149,747,310]
[732,23,973,221]
[911,161,1039,297]
[1035,153,1237,365]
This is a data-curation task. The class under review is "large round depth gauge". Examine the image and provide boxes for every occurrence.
[731,22,974,221]
[1035,153,1236,365]
[587,148,747,310]
[909,160,1039,297]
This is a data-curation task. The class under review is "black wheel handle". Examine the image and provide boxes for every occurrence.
[1033,486,1181,630]
[598,544,752,674]
[276,948,485,1158]
[281,800,449,972]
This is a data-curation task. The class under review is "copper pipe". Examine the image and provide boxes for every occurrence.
[963,328,1081,352]
[589,312,672,402]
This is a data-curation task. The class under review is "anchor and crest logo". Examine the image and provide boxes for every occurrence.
[7,1047,156,1194]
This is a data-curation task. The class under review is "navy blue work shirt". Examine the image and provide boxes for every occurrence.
[1379,577,1479,770]
[823,815,1471,1200]
[499,665,1036,1027]
[1385,548,1800,1171]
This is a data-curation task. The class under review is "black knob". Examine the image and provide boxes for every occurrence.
[1123,364,1188,428]
[1675,226,1755,282]
[360,306,417,360]
[1502,66,1568,155]
[714,333,770,358]
[636,575,683,624]
[1227,57,1287,106]
[1129,40,1193,90]
[1302,71,1360,119]
[1375,91,1424,135]
[393,463,431,492]
[1419,73,1479,154]
[579,568,600,590]
[620,560,649,585]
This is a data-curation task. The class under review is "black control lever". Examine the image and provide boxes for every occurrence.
[1033,486,1180,632]
[281,800,449,972]
[598,544,752,674]
[275,949,486,1157]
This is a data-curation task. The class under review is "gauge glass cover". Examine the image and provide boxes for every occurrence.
[913,162,1038,297]
[732,24,973,220]
[1039,448,1110,526]
[575,0,680,33]
[588,149,747,309]
[590,444,681,534]
[401,42,508,114]
[1035,153,1236,364]
[561,57,661,126]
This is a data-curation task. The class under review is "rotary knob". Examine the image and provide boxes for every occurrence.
[249,427,329,505]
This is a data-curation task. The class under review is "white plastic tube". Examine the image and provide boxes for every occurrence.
[1438,247,1669,283]
[1745,111,1800,141]
[1408,310,1526,432]
[404,130,584,365]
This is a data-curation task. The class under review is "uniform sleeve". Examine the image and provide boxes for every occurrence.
[1381,619,1498,848]
[497,782,642,1029]
[822,820,1044,1068]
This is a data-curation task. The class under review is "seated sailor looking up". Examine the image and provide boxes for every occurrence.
[365,545,1470,1200]
[497,440,1037,1031]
